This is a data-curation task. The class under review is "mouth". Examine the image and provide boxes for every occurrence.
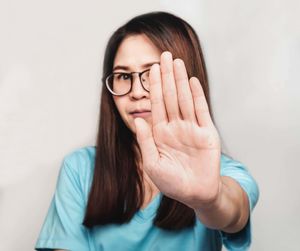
[129,109,151,118]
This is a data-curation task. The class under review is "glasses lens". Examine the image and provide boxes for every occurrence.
[106,73,132,95]
[141,70,150,91]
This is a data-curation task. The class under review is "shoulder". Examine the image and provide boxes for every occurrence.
[63,146,96,171]
[58,146,96,198]
[220,153,248,172]
[220,153,259,211]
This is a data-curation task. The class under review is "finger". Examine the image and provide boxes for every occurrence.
[189,77,214,127]
[149,63,168,126]
[173,58,197,123]
[134,118,159,169]
[160,51,180,121]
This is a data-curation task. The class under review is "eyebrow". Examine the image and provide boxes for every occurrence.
[113,62,160,72]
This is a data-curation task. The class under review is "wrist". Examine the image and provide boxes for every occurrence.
[191,178,224,211]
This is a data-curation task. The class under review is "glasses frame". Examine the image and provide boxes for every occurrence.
[105,69,151,96]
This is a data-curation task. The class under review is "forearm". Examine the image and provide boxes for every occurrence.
[193,176,249,233]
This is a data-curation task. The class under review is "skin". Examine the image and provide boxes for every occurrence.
[54,35,249,250]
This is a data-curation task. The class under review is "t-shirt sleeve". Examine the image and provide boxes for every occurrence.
[218,154,259,251]
[35,152,93,251]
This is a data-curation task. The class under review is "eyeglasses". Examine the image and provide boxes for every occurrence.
[105,69,150,96]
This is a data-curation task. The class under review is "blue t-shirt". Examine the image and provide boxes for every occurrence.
[35,146,259,251]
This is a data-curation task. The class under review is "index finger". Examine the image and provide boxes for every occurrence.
[149,63,168,127]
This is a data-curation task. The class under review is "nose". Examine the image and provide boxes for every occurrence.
[129,73,149,100]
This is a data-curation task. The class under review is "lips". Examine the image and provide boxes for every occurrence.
[129,109,151,114]
[129,109,151,118]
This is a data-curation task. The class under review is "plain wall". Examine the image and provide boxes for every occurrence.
[1,0,299,250]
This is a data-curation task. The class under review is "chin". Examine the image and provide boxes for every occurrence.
[127,121,137,134]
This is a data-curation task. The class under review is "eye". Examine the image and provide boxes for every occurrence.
[116,73,131,80]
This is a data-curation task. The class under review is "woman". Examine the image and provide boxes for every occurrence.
[35,11,259,251]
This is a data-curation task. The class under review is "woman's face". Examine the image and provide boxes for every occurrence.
[112,34,161,134]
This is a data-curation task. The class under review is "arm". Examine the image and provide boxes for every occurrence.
[134,52,259,250]
[193,176,250,233]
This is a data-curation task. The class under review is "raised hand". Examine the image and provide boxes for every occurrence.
[134,51,222,210]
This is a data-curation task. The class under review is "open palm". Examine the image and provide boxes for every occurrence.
[134,51,222,209]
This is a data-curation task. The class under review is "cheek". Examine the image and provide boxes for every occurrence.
[114,98,130,124]
[114,99,125,116]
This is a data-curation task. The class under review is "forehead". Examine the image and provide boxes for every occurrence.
[113,34,161,70]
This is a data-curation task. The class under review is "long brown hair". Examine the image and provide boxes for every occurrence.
[83,11,216,230]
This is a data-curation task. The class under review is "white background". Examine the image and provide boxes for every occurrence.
[1,0,299,250]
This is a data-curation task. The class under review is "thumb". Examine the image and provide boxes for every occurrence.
[134,118,159,168]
